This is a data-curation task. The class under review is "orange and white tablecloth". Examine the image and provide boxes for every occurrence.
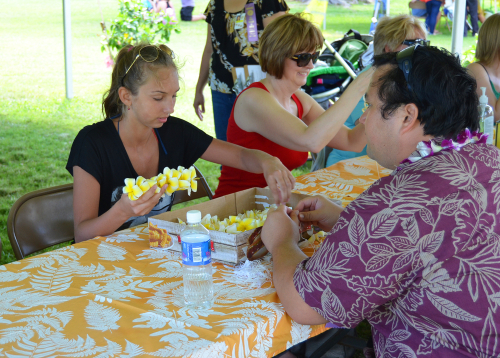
[295,156,392,206]
[0,156,388,358]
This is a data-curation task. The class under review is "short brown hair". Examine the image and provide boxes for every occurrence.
[259,13,323,79]
[373,15,426,55]
[476,13,500,65]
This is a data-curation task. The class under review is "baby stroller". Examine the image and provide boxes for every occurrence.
[303,29,373,171]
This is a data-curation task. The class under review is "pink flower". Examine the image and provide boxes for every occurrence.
[441,139,459,150]
[105,55,114,68]
[476,133,488,144]
[397,128,483,171]
[456,128,472,144]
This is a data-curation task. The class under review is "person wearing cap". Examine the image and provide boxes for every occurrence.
[262,45,500,357]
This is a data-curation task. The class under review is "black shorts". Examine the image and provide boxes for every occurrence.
[180,6,194,21]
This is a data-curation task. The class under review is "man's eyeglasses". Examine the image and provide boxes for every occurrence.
[291,51,320,67]
[402,38,429,47]
[397,44,420,91]
[362,100,369,113]
[122,45,175,85]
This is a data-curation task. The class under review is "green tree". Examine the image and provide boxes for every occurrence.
[101,0,180,60]
[461,35,478,67]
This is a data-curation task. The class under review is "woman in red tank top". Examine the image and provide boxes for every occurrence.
[214,14,374,198]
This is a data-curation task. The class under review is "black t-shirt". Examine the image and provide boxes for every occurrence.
[204,0,289,93]
[66,116,213,229]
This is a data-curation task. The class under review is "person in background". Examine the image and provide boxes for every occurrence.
[262,45,500,358]
[180,0,206,21]
[423,0,442,35]
[410,0,442,32]
[468,13,500,123]
[193,0,288,141]
[67,43,294,243]
[465,0,479,36]
[144,0,178,22]
[214,14,373,198]
[443,0,454,21]
[410,0,427,17]
[144,0,155,10]
[477,1,485,23]
[326,14,427,167]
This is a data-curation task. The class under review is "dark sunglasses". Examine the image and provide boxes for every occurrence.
[397,44,421,91]
[402,38,430,47]
[290,51,320,67]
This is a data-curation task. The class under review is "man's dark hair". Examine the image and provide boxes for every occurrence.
[372,46,479,140]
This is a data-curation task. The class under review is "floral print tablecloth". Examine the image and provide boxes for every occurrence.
[0,156,386,358]
[294,156,392,206]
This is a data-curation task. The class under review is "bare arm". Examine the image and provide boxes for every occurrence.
[261,206,328,324]
[326,122,366,152]
[272,242,328,324]
[300,92,367,152]
[194,24,213,121]
[73,166,166,243]
[201,139,295,204]
[468,62,500,123]
[151,0,158,12]
[235,67,373,153]
[262,11,286,27]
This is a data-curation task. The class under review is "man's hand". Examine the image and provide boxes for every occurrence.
[295,196,343,232]
[261,205,300,255]
[261,205,329,325]
[261,157,295,205]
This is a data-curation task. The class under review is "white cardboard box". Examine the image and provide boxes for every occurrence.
[148,187,311,263]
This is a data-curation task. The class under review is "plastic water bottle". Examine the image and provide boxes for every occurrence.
[479,87,494,145]
[181,210,213,309]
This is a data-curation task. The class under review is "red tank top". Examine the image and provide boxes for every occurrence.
[214,82,308,198]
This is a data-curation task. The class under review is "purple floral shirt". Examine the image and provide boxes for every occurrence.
[294,143,500,357]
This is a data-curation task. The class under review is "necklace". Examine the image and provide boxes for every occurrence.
[397,128,487,171]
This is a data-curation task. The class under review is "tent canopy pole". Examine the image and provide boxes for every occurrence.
[451,0,467,59]
[63,0,73,99]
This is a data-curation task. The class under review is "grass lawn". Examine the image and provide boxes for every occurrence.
[0,0,478,267]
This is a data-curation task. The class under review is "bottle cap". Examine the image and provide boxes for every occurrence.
[186,210,201,224]
[479,87,489,105]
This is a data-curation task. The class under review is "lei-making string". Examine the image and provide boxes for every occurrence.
[397,128,488,171]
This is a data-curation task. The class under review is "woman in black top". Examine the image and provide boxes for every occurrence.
[193,0,288,141]
[67,43,294,242]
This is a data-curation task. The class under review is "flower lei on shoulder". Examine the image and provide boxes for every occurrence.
[397,128,487,171]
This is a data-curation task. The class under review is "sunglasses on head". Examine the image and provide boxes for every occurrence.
[402,38,430,47]
[290,51,320,67]
[122,44,175,86]
[397,44,421,91]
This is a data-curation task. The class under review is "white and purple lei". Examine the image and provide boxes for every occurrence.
[397,128,488,171]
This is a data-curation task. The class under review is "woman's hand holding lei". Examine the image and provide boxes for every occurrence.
[123,166,199,201]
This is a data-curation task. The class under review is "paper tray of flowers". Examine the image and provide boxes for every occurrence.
[148,187,312,263]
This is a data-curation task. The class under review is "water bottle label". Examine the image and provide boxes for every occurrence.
[485,116,494,145]
[182,240,211,266]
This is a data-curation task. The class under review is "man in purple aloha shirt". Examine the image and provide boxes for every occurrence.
[262,46,500,357]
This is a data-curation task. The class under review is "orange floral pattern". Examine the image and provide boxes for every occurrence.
[0,156,386,357]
